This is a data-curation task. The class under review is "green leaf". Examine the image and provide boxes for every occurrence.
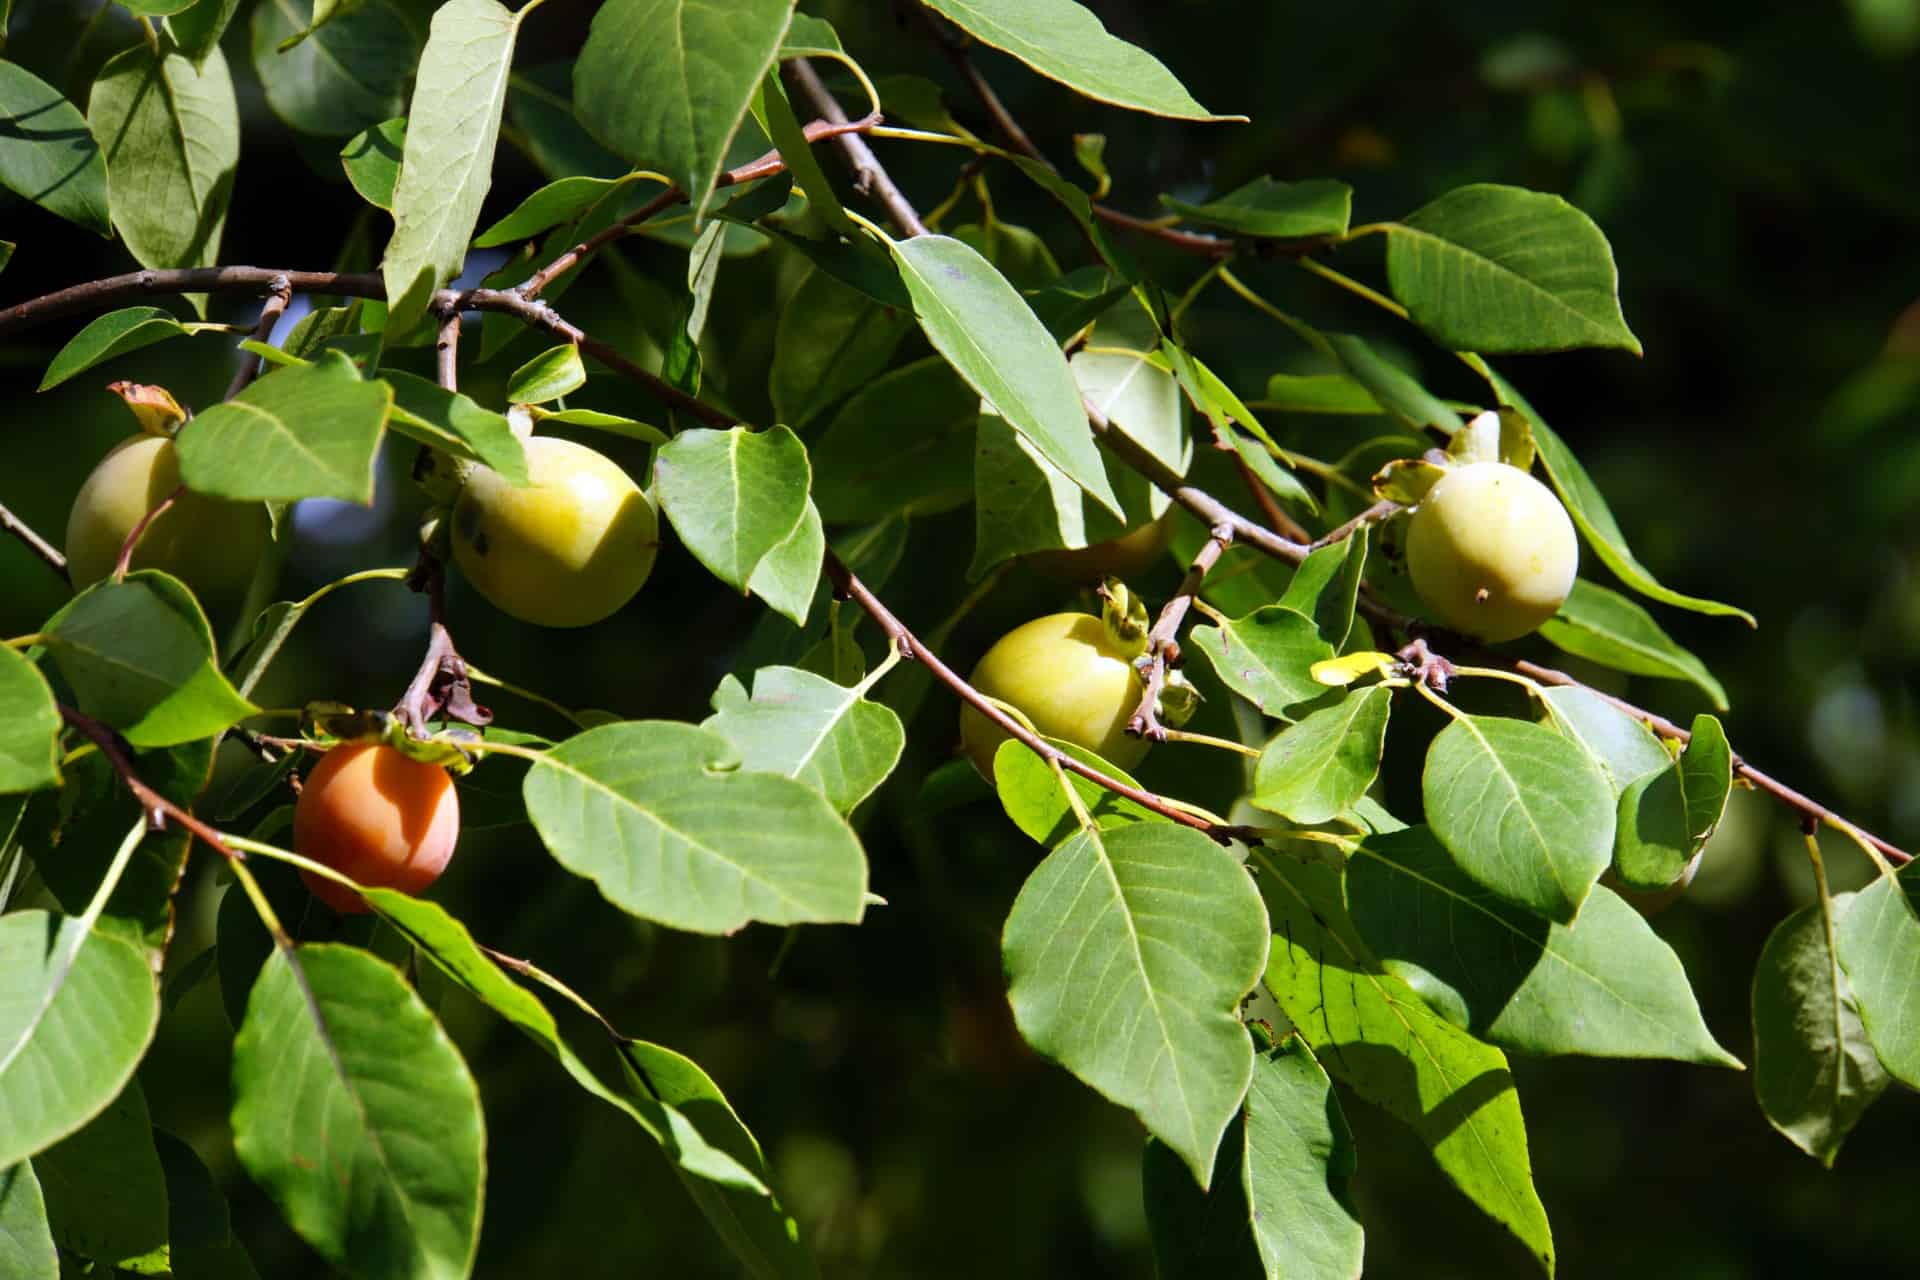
[1754,896,1889,1167]
[770,267,912,429]
[43,573,255,749]
[574,0,796,220]
[655,425,811,593]
[87,45,239,271]
[251,0,429,138]
[703,665,904,815]
[528,407,669,447]
[1252,685,1391,825]
[523,721,868,934]
[1485,370,1754,623]
[810,358,977,524]
[0,911,160,1168]
[0,1161,57,1280]
[889,233,1122,519]
[0,645,59,794]
[151,1130,259,1278]
[506,344,587,405]
[1541,580,1729,709]
[1834,865,1920,1091]
[231,945,483,1280]
[473,174,636,247]
[340,117,405,211]
[990,737,1161,848]
[382,371,528,483]
[35,1079,167,1264]
[1188,606,1335,720]
[742,493,821,621]
[363,892,770,1194]
[0,62,109,236]
[1349,826,1739,1065]
[1279,529,1369,654]
[920,0,1238,121]
[38,307,217,392]
[1160,176,1352,239]
[1143,1032,1364,1280]
[611,1041,816,1279]
[1325,333,1464,434]
[1536,686,1670,796]
[175,352,391,504]
[1003,823,1269,1188]
[381,0,522,336]
[1260,372,1384,416]
[1259,858,1553,1274]
[1611,714,1731,891]
[755,67,851,236]
[1385,184,1641,355]
[1423,713,1616,924]
[168,0,245,67]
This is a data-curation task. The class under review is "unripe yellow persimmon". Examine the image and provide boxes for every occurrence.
[451,437,658,628]
[64,435,269,600]
[293,743,461,914]
[1405,461,1578,642]
[1025,512,1173,583]
[959,611,1149,780]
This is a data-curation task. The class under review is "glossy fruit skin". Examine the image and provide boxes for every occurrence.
[1026,511,1173,583]
[1405,461,1578,642]
[64,435,270,600]
[451,437,658,628]
[293,744,461,914]
[959,611,1149,780]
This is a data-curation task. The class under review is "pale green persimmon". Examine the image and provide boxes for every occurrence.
[293,743,461,915]
[451,437,658,628]
[959,611,1150,780]
[64,435,269,600]
[1405,460,1578,642]
[1025,511,1173,583]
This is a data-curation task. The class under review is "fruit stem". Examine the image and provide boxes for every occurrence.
[1128,523,1234,742]
[1158,728,1262,758]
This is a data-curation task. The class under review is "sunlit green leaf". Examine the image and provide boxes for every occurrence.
[1252,685,1391,825]
[704,665,904,814]
[233,945,483,1280]
[1004,823,1269,1188]
[340,117,405,211]
[1542,580,1729,709]
[0,62,109,236]
[656,425,812,593]
[0,646,59,795]
[1160,176,1351,239]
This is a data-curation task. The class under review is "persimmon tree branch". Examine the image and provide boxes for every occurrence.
[791,60,1916,866]
[59,704,240,862]
[0,499,69,582]
[824,550,1261,844]
[786,59,929,238]
[515,111,884,300]
[225,274,291,400]
[1130,522,1232,741]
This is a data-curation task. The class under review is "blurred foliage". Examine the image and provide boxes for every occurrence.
[5,0,1920,1274]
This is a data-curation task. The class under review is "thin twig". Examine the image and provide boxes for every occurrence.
[434,303,461,392]
[113,485,182,580]
[825,550,1263,845]
[1232,453,1313,542]
[59,704,240,861]
[1130,522,1233,741]
[514,112,883,302]
[1308,500,1399,552]
[0,500,69,582]
[787,58,929,238]
[224,274,291,400]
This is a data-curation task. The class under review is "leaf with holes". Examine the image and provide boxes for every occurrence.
[703,665,905,815]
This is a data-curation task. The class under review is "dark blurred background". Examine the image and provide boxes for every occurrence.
[4,0,1920,1275]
